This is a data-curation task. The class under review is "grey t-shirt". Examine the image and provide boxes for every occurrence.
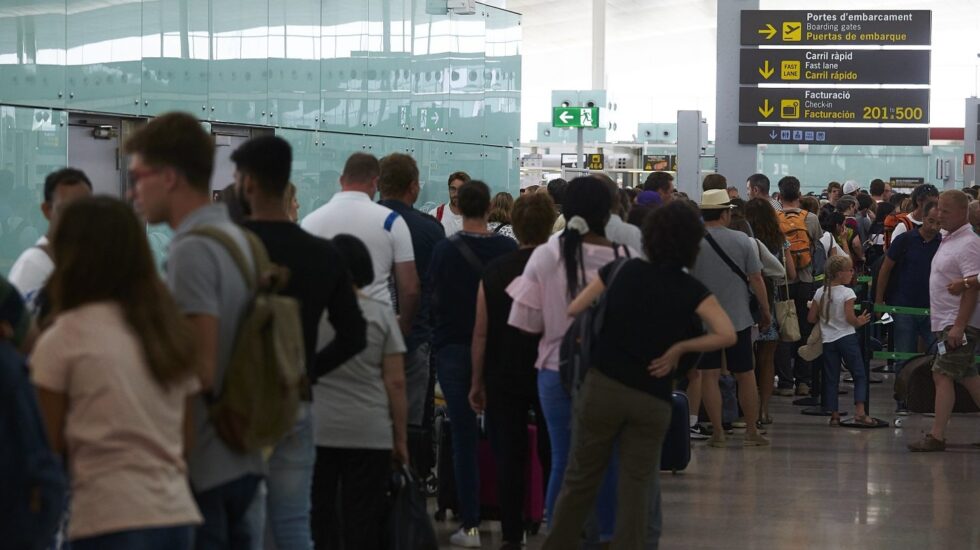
[693,225,764,331]
[313,295,406,450]
[166,204,265,492]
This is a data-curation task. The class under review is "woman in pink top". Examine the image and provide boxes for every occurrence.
[31,197,202,549]
[507,177,637,542]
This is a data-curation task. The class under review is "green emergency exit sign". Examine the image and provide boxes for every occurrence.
[552,107,600,128]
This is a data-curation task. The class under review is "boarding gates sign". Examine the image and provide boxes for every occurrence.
[737,10,931,146]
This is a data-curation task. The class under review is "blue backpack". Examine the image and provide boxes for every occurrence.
[0,343,67,549]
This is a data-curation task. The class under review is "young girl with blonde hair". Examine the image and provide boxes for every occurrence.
[807,255,873,426]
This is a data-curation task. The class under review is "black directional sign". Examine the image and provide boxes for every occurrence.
[738,126,929,146]
[741,10,932,46]
[739,88,929,124]
[739,49,930,85]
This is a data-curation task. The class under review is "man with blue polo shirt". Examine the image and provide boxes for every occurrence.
[875,201,941,414]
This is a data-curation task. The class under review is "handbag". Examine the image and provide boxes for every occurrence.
[704,233,761,323]
[385,465,439,550]
[775,247,801,342]
[798,320,823,362]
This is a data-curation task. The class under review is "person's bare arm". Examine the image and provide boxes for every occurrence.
[35,388,67,455]
[469,284,489,414]
[648,296,736,377]
[844,298,871,328]
[187,314,218,391]
[947,274,979,296]
[382,353,409,465]
[807,295,821,325]
[749,271,772,331]
[875,257,896,305]
[393,261,420,337]
[784,248,797,282]
[568,278,605,317]
[946,287,980,350]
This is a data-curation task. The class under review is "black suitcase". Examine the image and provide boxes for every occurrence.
[660,391,691,473]
[434,407,457,520]
[895,354,980,413]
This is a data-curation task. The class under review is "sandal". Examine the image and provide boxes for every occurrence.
[758,414,773,425]
[828,417,841,427]
[853,415,877,427]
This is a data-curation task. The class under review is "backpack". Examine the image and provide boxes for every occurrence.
[189,227,306,452]
[777,210,813,270]
[1,344,67,548]
[811,235,827,277]
[558,252,630,394]
[883,212,914,249]
[435,204,445,222]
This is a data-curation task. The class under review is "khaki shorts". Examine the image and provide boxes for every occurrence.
[932,326,980,381]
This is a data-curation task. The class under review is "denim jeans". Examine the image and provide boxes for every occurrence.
[538,369,617,541]
[893,313,935,377]
[194,474,263,550]
[72,525,194,550]
[266,402,314,550]
[822,333,868,412]
[405,343,431,427]
[435,344,481,529]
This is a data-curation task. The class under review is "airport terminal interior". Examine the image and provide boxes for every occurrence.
[2,0,980,548]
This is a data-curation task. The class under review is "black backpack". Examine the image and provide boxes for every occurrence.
[1,344,67,549]
[558,254,630,394]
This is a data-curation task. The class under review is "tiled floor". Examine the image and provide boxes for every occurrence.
[434,374,980,549]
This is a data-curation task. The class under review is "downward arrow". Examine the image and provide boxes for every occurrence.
[758,99,774,119]
[757,23,777,40]
[559,111,573,124]
[769,130,778,140]
[758,60,774,79]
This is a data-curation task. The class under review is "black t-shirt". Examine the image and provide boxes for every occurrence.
[244,221,367,388]
[429,232,518,350]
[481,248,540,394]
[597,259,710,402]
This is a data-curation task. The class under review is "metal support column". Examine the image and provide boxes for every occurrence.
[715,0,759,184]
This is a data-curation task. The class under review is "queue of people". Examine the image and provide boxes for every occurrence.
[4,109,980,550]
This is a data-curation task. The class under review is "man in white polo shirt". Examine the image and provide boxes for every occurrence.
[302,152,420,336]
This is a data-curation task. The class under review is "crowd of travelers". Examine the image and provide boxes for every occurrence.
[3,110,980,550]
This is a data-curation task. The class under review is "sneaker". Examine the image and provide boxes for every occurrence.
[450,527,482,548]
[908,434,946,452]
[731,419,748,429]
[774,387,794,397]
[795,383,811,396]
[754,421,768,434]
[895,403,910,416]
[702,424,735,436]
[707,434,727,448]
[743,432,770,447]
[689,424,710,440]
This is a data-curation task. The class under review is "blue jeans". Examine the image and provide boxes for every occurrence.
[822,333,868,413]
[194,474,262,550]
[435,344,481,528]
[893,313,935,378]
[266,402,314,550]
[73,525,193,550]
[538,369,617,541]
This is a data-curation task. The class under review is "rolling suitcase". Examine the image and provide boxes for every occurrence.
[895,354,980,413]
[477,423,545,534]
[660,391,691,473]
[434,407,457,521]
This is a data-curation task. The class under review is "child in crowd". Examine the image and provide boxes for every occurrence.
[807,255,873,426]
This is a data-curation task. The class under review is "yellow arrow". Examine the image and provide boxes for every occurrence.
[758,60,774,79]
[757,23,777,40]
[758,99,774,118]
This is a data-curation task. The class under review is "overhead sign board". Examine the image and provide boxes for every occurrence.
[642,154,675,172]
[739,49,930,85]
[738,126,928,146]
[552,107,600,128]
[587,154,604,170]
[739,88,929,124]
[889,176,926,188]
[740,10,932,46]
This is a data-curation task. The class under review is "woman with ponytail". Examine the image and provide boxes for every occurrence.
[507,177,637,543]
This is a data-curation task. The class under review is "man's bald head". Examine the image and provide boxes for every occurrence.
[969,200,980,234]
[938,190,970,233]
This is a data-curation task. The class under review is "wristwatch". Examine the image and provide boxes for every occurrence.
[965,277,972,289]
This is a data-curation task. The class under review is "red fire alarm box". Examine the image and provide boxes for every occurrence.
[966,153,976,166]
